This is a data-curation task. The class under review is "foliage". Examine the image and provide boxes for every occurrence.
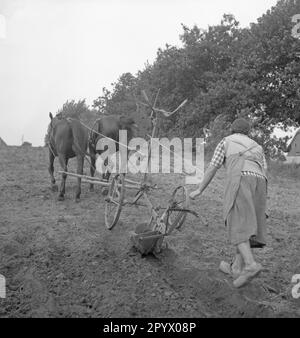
[92,0,300,158]
[44,99,98,145]
[93,73,137,116]
[58,99,90,119]
[22,141,32,147]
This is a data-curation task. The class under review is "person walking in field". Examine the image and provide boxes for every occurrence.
[189,117,268,288]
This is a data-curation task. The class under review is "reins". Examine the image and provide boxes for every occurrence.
[47,115,197,177]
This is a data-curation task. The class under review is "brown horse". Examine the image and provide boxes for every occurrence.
[88,115,137,191]
[47,112,88,202]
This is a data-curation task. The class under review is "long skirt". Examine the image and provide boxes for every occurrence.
[227,175,267,246]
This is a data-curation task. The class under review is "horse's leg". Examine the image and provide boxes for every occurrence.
[58,154,68,201]
[75,155,84,202]
[89,148,96,192]
[103,171,111,181]
[102,154,111,181]
[101,155,110,196]
[48,150,58,191]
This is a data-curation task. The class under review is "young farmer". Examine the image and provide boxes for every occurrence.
[189,118,268,288]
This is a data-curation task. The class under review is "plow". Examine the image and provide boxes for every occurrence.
[59,90,198,254]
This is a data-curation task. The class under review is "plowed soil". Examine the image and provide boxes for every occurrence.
[0,146,299,317]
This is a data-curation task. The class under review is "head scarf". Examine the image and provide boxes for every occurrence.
[230,118,250,135]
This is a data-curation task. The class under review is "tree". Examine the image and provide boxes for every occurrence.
[58,99,90,119]
[92,0,300,158]
[93,73,137,116]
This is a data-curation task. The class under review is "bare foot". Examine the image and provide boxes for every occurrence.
[233,262,262,288]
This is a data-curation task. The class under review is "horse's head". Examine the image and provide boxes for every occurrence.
[48,112,64,141]
[119,116,138,139]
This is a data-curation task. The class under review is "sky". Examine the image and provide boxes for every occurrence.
[0,0,279,146]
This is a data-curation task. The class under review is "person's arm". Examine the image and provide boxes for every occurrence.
[189,165,218,199]
[189,139,225,200]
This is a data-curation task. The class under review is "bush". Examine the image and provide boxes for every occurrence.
[21,141,32,147]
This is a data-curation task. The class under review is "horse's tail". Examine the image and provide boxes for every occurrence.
[70,131,96,171]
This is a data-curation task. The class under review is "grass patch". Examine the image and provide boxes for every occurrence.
[267,160,300,180]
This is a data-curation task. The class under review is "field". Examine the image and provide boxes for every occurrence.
[0,145,299,317]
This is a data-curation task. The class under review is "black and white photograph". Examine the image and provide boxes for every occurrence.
[0,0,300,323]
